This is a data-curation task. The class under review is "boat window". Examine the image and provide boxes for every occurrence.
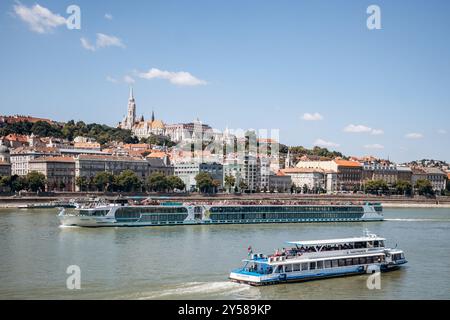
[274,266,282,274]
[301,263,308,271]
[346,259,353,266]
[359,257,366,264]
[317,261,323,269]
[366,256,373,264]
[374,241,379,247]
[352,258,359,265]
[379,241,385,247]
[309,262,316,270]
[324,260,332,268]
[293,264,300,272]
[285,264,292,273]
[331,260,339,268]
[338,259,345,267]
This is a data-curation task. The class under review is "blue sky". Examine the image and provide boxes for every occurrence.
[1,0,449,162]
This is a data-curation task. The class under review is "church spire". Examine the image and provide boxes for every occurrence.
[129,87,134,101]
[151,110,155,122]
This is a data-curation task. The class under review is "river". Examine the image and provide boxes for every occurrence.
[0,208,449,299]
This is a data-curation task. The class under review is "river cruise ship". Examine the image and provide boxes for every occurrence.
[229,232,407,286]
[58,200,383,227]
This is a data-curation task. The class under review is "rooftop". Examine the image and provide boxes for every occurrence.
[29,156,75,163]
[286,236,386,247]
[334,159,362,167]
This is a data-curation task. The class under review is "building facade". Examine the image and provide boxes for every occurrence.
[10,147,60,176]
[174,162,223,191]
[74,155,149,190]
[28,157,76,192]
[223,155,261,192]
[268,173,292,193]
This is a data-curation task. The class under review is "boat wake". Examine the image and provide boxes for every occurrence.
[385,218,450,222]
[137,281,256,300]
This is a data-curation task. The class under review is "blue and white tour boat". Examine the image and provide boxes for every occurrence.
[229,231,407,286]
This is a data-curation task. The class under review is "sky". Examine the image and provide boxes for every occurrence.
[0,0,449,163]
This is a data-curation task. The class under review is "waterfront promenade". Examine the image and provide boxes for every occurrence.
[1,193,449,208]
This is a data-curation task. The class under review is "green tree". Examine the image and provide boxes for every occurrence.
[166,175,185,191]
[26,171,46,192]
[224,175,236,193]
[75,176,88,192]
[364,180,389,195]
[93,172,115,192]
[195,172,215,193]
[394,180,412,196]
[115,170,142,192]
[239,180,248,192]
[147,172,169,192]
[415,179,434,196]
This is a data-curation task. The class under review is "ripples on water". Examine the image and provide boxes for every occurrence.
[0,208,449,300]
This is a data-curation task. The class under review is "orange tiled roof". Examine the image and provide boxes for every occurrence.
[146,152,167,158]
[334,159,362,167]
[4,134,29,143]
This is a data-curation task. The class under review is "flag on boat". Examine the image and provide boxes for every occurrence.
[247,246,253,256]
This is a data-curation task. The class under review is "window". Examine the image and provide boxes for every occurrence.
[332,260,339,268]
[353,258,359,265]
[346,259,353,266]
[301,263,308,271]
[317,261,323,269]
[359,257,366,264]
[338,259,345,267]
[366,256,373,264]
[293,264,300,272]
[285,264,292,273]
[309,262,316,270]
[324,260,332,268]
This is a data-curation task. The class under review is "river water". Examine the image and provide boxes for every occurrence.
[0,208,449,300]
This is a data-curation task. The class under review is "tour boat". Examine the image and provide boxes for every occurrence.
[58,200,383,227]
[229,232,407,286]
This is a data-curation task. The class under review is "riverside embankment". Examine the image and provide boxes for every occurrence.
[1,192,449,208]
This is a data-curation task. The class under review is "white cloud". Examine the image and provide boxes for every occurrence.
[80,33,125,51]
[371,129,384,135]
[106,76,118,83]
[81,37,96,51]
[438,129,447,134]
[344,124,372,133]
[104,13,113,20]
[138,68,207,86]
[124,75,135,84]
[314,139,340,148]
[364,144,384,149]
[405,133,423,139]
[13,3,66,34]
[96,33,125,48]
[344,124,383,135]
[302,112,323,121]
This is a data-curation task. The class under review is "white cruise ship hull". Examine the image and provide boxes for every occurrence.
[58,203,383,227]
